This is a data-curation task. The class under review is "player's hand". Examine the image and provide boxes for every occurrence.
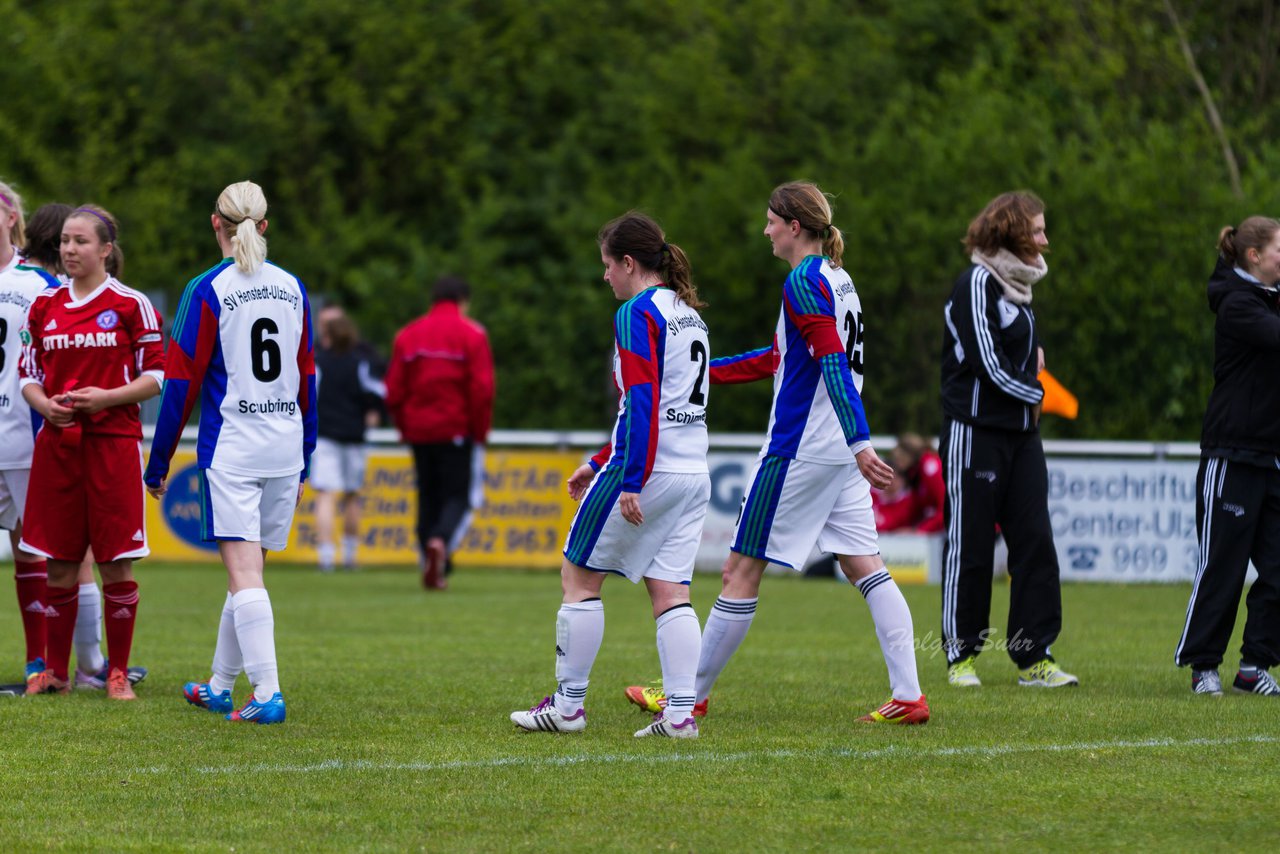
[42,395,77,427]
[1032,400,1043,427]
[297,482,305,506]
[855,447,895,491]
[619,491,643,526]
[566,464,595,501]
[1037,346,1046,374]
[146,479,167,500]
[65,386,111,414]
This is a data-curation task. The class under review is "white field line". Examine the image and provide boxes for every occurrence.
[137,733,1277,776]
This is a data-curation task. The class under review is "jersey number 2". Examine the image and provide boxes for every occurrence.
[251,318,282,382]
[689,339,708,406]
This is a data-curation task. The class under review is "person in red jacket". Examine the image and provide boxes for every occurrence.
[872,433,946,534]
[385,276,494,590]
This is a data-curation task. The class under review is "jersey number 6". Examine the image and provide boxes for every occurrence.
[250,317,282,382]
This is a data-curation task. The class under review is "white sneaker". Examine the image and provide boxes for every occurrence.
[1191,669,1223,696]
[634,715,699,739]
[510,696,586,733]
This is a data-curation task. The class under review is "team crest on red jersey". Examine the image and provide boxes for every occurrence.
[96,309,119,330]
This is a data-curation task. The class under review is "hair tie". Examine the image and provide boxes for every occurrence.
[0,192,13,211]
[661,242,670,253]
[74,207,116,241]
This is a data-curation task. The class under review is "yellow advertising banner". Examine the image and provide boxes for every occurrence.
[146,448,585,568]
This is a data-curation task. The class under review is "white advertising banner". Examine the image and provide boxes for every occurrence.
[700,452,1206,584]
[1047,457,1201,582]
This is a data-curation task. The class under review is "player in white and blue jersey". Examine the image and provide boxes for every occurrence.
[626,182,929,726]
[510,212,710,738]
[144,181,317,724]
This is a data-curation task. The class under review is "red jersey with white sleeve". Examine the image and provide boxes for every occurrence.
[19,277,164,437]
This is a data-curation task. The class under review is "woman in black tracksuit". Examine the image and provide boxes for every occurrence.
[938,191,1078,689]
[1176,217,1280,697]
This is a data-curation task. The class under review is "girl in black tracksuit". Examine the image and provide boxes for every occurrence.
[1176,217,1280,697]
[938,191,1078,688]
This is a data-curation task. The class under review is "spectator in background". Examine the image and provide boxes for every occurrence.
[939,190,1077,690]
[872,433,945,533]
[312,305,385,572]
[1175,217,1280,698]
[385,276,494,591]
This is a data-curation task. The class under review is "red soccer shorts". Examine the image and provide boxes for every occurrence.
[21,430,149,562]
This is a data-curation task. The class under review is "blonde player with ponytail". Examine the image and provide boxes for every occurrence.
[145,181,317,723]
[626,181,929,726]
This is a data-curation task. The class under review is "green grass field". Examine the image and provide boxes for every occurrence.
[0,564,1274,852]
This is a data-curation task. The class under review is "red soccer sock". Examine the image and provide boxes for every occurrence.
[15,560,49,664]
[44,585,79,681]
[103,581,139,675]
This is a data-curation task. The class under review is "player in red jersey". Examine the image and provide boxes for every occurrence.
[18,205,163,700]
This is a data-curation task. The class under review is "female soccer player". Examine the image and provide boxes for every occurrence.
[15,202,148,691]
[0,183,58,685]
[510,212,711,738]
[19,204,163,700]
[939,191,1077,689]
[626,181,928,725]
[1176,217,1280,697]
[145,181,317,724]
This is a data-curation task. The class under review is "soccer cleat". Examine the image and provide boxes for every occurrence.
[1191,669,1223,696]
[183,681,234,714]
[947,656,981,688]
[227,692,287,724]
[1232,668,1280,696]
[106,669,136,700]
[1018,659,1079,688]
[25,670,70,696]
[510,696,586,733]
[624,684,709,717]
[25,657,46,683]
[76,660,149,690]
[857,695,930,725]
[635,714,699,739]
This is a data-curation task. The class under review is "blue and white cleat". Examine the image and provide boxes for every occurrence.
[227,692,286,724]
[25,657,46,683]
[183,681,234,714]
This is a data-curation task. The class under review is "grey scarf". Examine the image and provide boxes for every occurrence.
[972,249,1047,306]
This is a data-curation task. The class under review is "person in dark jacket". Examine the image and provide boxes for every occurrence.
[1175,217,1280,697]
[312,306,385,571]
[385,276,494,590]
[939,191,1078,689]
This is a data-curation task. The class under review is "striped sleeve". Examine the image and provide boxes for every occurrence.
[613,298,663,492]
[296,285,319,481]
[950,267,1042,404]
[710,342,778,384]
[144,269,222,487]
[783,263,870,446]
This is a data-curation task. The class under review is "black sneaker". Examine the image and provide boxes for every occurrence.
[1232,668,1280,696]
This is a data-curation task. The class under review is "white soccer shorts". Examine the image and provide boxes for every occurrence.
[201,468,300,551]
[308,438,368,493]
[0,467,31,530]
[563,469,711,585]
[732,455,878,570]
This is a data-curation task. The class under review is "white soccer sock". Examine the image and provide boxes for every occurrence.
[553,599,604,716]
[341,536,358,566]
[317,543,335,570]
[655,604,701,720]
[232,588,279,700]
[209,592,242,694]
[74,583,105,673]
[855,569,922,701]
[694,597,757,703]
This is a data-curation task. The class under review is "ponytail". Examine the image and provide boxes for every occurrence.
[215,181,269,275]
[661,242,705,310]
[823,224,846,270]
[1219,216,1280,270]
[0,179,27,250]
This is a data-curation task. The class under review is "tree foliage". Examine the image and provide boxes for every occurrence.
[3,0,1277,439]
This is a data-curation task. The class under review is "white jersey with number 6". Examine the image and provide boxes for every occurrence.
[145,259,318,486]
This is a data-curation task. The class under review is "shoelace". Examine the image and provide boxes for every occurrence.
[529,696,554,714]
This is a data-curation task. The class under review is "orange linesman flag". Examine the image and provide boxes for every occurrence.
[1038,369,1078,420]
